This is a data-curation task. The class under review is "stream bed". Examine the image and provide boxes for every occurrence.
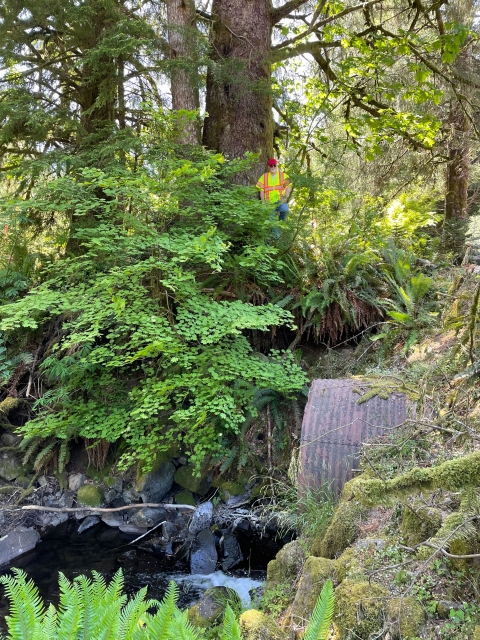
[0,518,271,628]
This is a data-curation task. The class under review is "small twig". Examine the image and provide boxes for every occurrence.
[422,542,480,560]
[128,520,165,546]
[12,502,195,513]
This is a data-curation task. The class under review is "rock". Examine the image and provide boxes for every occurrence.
[289,556,335,620]
[174,465,210,496]
[15,475,31,489]
[162,521,178,541]
[232,517,251,536]
[401,505,442,547]
[138,461,175,503]
[239,610,287,640]
[188,586,241,628]
[175,490,196,506]
[78,516,100,533]
[122,487,140,504]
[213,479,244,501]
[387,596,425,638]
[37,475,48,487]
[68,473,85,492]
[34,512,69,528]
[220,533,243,570]
[0,527,40,565]
[266,540,305,590]
[111,495,126,509]
[190,529,217,575]
[0,452,21,481]
[334,580,389,640]
[129,507,168,528]
[189,501,213,536]
[119,524,149,535]
[103,489,117,505]
[311,499,369,559]
[357,538,386,551]
[105,476,123,493]
[226,493,250,507]
[101,512,124,528]
[1,432,20,446]
[57,491,74,508]
[77,485,103,507]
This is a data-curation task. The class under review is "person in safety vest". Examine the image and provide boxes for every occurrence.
[256,158,291,226]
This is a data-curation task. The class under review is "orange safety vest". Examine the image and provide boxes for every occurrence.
[256,171,289,202]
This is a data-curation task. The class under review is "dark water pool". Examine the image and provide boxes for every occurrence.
[0,520,269,628]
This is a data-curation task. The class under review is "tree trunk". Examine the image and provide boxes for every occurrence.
[202,0,274,184]
[166,0,201,145]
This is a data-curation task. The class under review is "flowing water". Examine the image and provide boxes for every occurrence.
[0,519,274,629]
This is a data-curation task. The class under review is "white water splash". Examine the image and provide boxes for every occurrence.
[173,571,263,606]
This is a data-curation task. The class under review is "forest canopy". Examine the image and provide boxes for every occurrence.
[0,0,478,473]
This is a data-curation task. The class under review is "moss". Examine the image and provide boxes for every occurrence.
[175,490,196,506]
[77,484,103,507]
[174,464,210,495]
[239,610,287,640]
[334,580,388,640]
[473,626,480,640]
[187,587,238,629]
[266,540,305,589]
[343,451,480,507]
[85,463,112,480]
[0,397,20,415]
[401,505,442,546]
[387,596,425,639]
[214,480,244,500]
[289,556,335,621]
[335,547,358,583]
[313,499,369,559]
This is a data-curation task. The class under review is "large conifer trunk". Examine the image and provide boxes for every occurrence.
[202,0,274,184]
[166,0,201,144]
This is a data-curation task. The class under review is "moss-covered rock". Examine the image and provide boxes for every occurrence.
[312,499,369,558]
[174,464,210,495]
[401,505,442,546]
[175,490,196,506]
[0,397,20,415]
[239,610,287,640]
[77,484,103,507]
[289,556,335,622]
[473,625,480,640]
[187,587,240,629]
[214,480,244,500]
[387,596,425,639]
[334,580,388,640]
[266,540,305,590]
[335,547,359,583]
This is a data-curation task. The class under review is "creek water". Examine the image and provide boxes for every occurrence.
[0,519,274,629]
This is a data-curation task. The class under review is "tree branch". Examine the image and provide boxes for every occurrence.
[271,0,311,25]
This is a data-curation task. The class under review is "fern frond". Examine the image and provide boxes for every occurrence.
[33,441,57,471]
[220,605,241,640]
[304,579,334,640]
[0,568,45,640]
[169,610,202,640]
[145,581,178,638]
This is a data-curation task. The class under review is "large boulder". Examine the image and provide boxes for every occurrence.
[0,527,40,565]
[334,580,389,640]
[0,452,21,481]
[188,586,241,629]
[101,512,124,528]
[189,501,213,536]
[138,461,175,503]
[311,499,369,559]
[190,529,217,575]
[77,485,103,507]
[401,505,442,546]
[288,556,335,622]
[174,464,210,495]
[387,596,425,639]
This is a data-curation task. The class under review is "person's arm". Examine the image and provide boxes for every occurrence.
[259,191,265,200]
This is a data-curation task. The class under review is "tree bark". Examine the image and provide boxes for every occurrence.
[202,0,274,184]
[166,0,201,145]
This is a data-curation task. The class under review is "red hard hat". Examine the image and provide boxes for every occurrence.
[267,158,277,166]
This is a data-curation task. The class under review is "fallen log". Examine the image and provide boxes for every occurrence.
[1,502,196,513]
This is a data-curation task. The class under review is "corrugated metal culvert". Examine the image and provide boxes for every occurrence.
[298,379,409,495]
